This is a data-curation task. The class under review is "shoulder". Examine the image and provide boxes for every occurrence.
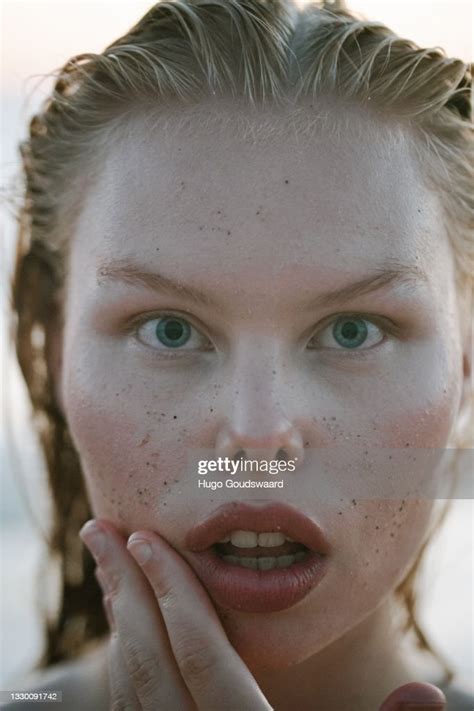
[1,639,110,711]
[437,679,474,711]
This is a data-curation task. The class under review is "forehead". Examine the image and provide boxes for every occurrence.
[71,97,451,290]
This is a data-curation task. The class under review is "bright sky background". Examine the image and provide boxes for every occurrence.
[1,0,473,691]
[2,0,472,92]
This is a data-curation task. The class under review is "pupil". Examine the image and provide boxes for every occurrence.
[164,320,184,340]
[156,318,191,347]
[341,321,359,340]
[333,318,367,348]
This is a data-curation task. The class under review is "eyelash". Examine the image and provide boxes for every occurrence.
[130,311,396,356]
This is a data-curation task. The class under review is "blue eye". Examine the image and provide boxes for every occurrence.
[155,317,191,348]
[136,315,211,351]
[332,317,368,348]
[309,316,384,351]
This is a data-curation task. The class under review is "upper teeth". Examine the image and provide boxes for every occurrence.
[218,531,295,547]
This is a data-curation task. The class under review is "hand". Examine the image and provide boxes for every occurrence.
[80,519,272,711]
[80,519,447,711]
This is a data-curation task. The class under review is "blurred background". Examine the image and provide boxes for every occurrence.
[1,0,473,693]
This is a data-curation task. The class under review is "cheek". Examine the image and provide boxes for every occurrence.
[376,339,463,448]
[61,355,196,524]
[379,385,461,449]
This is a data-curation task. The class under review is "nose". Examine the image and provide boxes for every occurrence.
[214,352,305,468]
[215,423,305,467]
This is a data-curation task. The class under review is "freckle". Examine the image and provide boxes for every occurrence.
[331,417,336,421]
[217,210,221,214]
[338,511,343,515]
[156,247,160,251]
[284,179,289,184]
[164,480,167,485]
[161,413,166,417]
[199,226,204,230]
[304,441,309,446]
[375,526,379,530]
[364,515,368,519]
[146,462,150,466]
[398,505,403,511]
[173,415,177,419]
[405,443,410,447]
[390,533,395,537]
[351,499,357,506]
[375,548,379,553]
[388,455,392,460]
[227,230,231,235]
[210,408,214,412]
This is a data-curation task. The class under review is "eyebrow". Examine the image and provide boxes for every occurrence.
[97,258,218,309]
[302,262,428,310]
[96,258,427,311]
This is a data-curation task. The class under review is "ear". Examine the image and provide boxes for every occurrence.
[45,306,65,414]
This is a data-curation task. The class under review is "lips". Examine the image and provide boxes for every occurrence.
[184,502,331,613]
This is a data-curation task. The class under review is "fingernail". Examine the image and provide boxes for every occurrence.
[103,594,116,631]
[127,536,153,565]
[80,520,107,561]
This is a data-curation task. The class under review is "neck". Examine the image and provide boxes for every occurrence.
[253,596,417,711]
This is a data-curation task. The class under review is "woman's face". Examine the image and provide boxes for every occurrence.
[56,99,466,669]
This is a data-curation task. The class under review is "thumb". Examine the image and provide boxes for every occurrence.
[378,682,446,711]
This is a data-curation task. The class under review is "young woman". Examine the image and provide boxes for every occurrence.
[6,0,473,708]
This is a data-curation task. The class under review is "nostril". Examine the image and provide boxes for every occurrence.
[276,448,288,462]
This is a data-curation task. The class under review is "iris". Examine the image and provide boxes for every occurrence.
[155,317,191,348]
[332,317,368,348]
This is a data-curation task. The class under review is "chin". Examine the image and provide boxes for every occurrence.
[215,606,318,670]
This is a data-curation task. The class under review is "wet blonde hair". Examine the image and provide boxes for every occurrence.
[9,0,472,681]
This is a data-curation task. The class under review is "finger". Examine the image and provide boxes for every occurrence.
[127,532,272,711]
[94,568,116,632]
[107,628,142,711]
[81,520,195,711]
[378,682,446,711]
[95,568,142,710]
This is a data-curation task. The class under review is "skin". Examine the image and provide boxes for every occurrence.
[47,97,469,710]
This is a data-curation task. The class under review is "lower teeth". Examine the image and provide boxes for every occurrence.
[220,551,307,570]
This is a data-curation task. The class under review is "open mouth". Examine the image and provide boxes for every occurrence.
[185,502,330,612]
[213,531,311,571]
